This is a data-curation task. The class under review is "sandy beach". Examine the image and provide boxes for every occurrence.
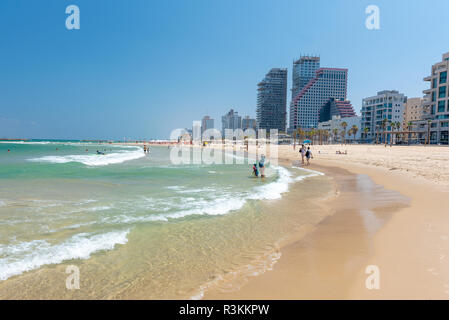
[202,144,449,299]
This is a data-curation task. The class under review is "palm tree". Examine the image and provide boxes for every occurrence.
[390,121,395,147]
[293,128,298,149]
[298,128,305,144]
[341,121,348,145]
[363,127,369,142]
[351,125,359,144]
[332,128,339,143]
[381,118,389,145]
[395,121,401,144]
[376,125,380,144]
[347,128,353,143]
[340,130,346,144]
[427,120,432,145]
[310,129,316,145]
[323,130,330,144]
[407,121,413,145]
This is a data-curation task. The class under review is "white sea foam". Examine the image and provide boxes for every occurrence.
[0,141,50,145]
[165,186,185,191]
[0,229,130,281]
[292,167,325,181]
[103,166,323,225]
[28,148,144,166]
[249,166,293,200]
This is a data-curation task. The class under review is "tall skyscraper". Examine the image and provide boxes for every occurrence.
[256,68,288,132]
[291,56,320,99]
[201,116,214,134]
[221,109,242,135]
[290,67,348,129]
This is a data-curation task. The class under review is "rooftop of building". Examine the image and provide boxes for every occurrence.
[293,55,320,64]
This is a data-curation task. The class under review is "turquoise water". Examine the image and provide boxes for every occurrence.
[0,141,329,299]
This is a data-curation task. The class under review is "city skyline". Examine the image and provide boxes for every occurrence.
[1,0,449,139]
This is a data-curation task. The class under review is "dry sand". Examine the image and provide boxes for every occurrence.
[203,144,449,299]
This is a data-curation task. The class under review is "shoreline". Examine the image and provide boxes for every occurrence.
[202,144,449,299]
[1,142,448,299]
[203,162,410,299]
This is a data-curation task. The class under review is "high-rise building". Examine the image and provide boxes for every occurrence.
[361,90,406,142]
[256,68,288,132]
[221,109,242,135]
[201,116,214,134]
[414,52,449,144]
[319,98,356,123]
[242,116,257,131]
[290,67,348,129]
[292,56,320,99]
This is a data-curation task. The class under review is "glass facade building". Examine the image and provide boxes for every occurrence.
[256,68,288,132]
[291,56,320,100]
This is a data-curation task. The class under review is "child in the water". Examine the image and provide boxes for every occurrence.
[252,163,259,177]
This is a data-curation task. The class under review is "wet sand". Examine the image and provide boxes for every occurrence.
[204,163,410,299]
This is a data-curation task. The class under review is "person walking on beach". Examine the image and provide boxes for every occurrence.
[299,145,306,165]
[305,147,313,166]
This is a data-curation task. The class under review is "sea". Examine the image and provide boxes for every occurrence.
[0,140,332,299]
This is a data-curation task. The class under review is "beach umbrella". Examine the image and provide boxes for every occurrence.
[303,139,311,144]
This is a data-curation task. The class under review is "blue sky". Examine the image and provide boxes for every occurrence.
[0,0,448,140]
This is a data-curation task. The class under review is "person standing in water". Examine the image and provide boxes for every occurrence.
[252,163,259,177]
[258,155,266,178]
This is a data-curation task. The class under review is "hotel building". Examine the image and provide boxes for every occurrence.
[289,66,348,130]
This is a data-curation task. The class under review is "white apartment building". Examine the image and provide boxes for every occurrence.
[318,115,362,142]
[361,90,406,143]
[416,52,449,144]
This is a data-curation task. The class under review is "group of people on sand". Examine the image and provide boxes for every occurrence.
[299,144,313,166]
[252,155,266,178]
[143,145,150,154]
